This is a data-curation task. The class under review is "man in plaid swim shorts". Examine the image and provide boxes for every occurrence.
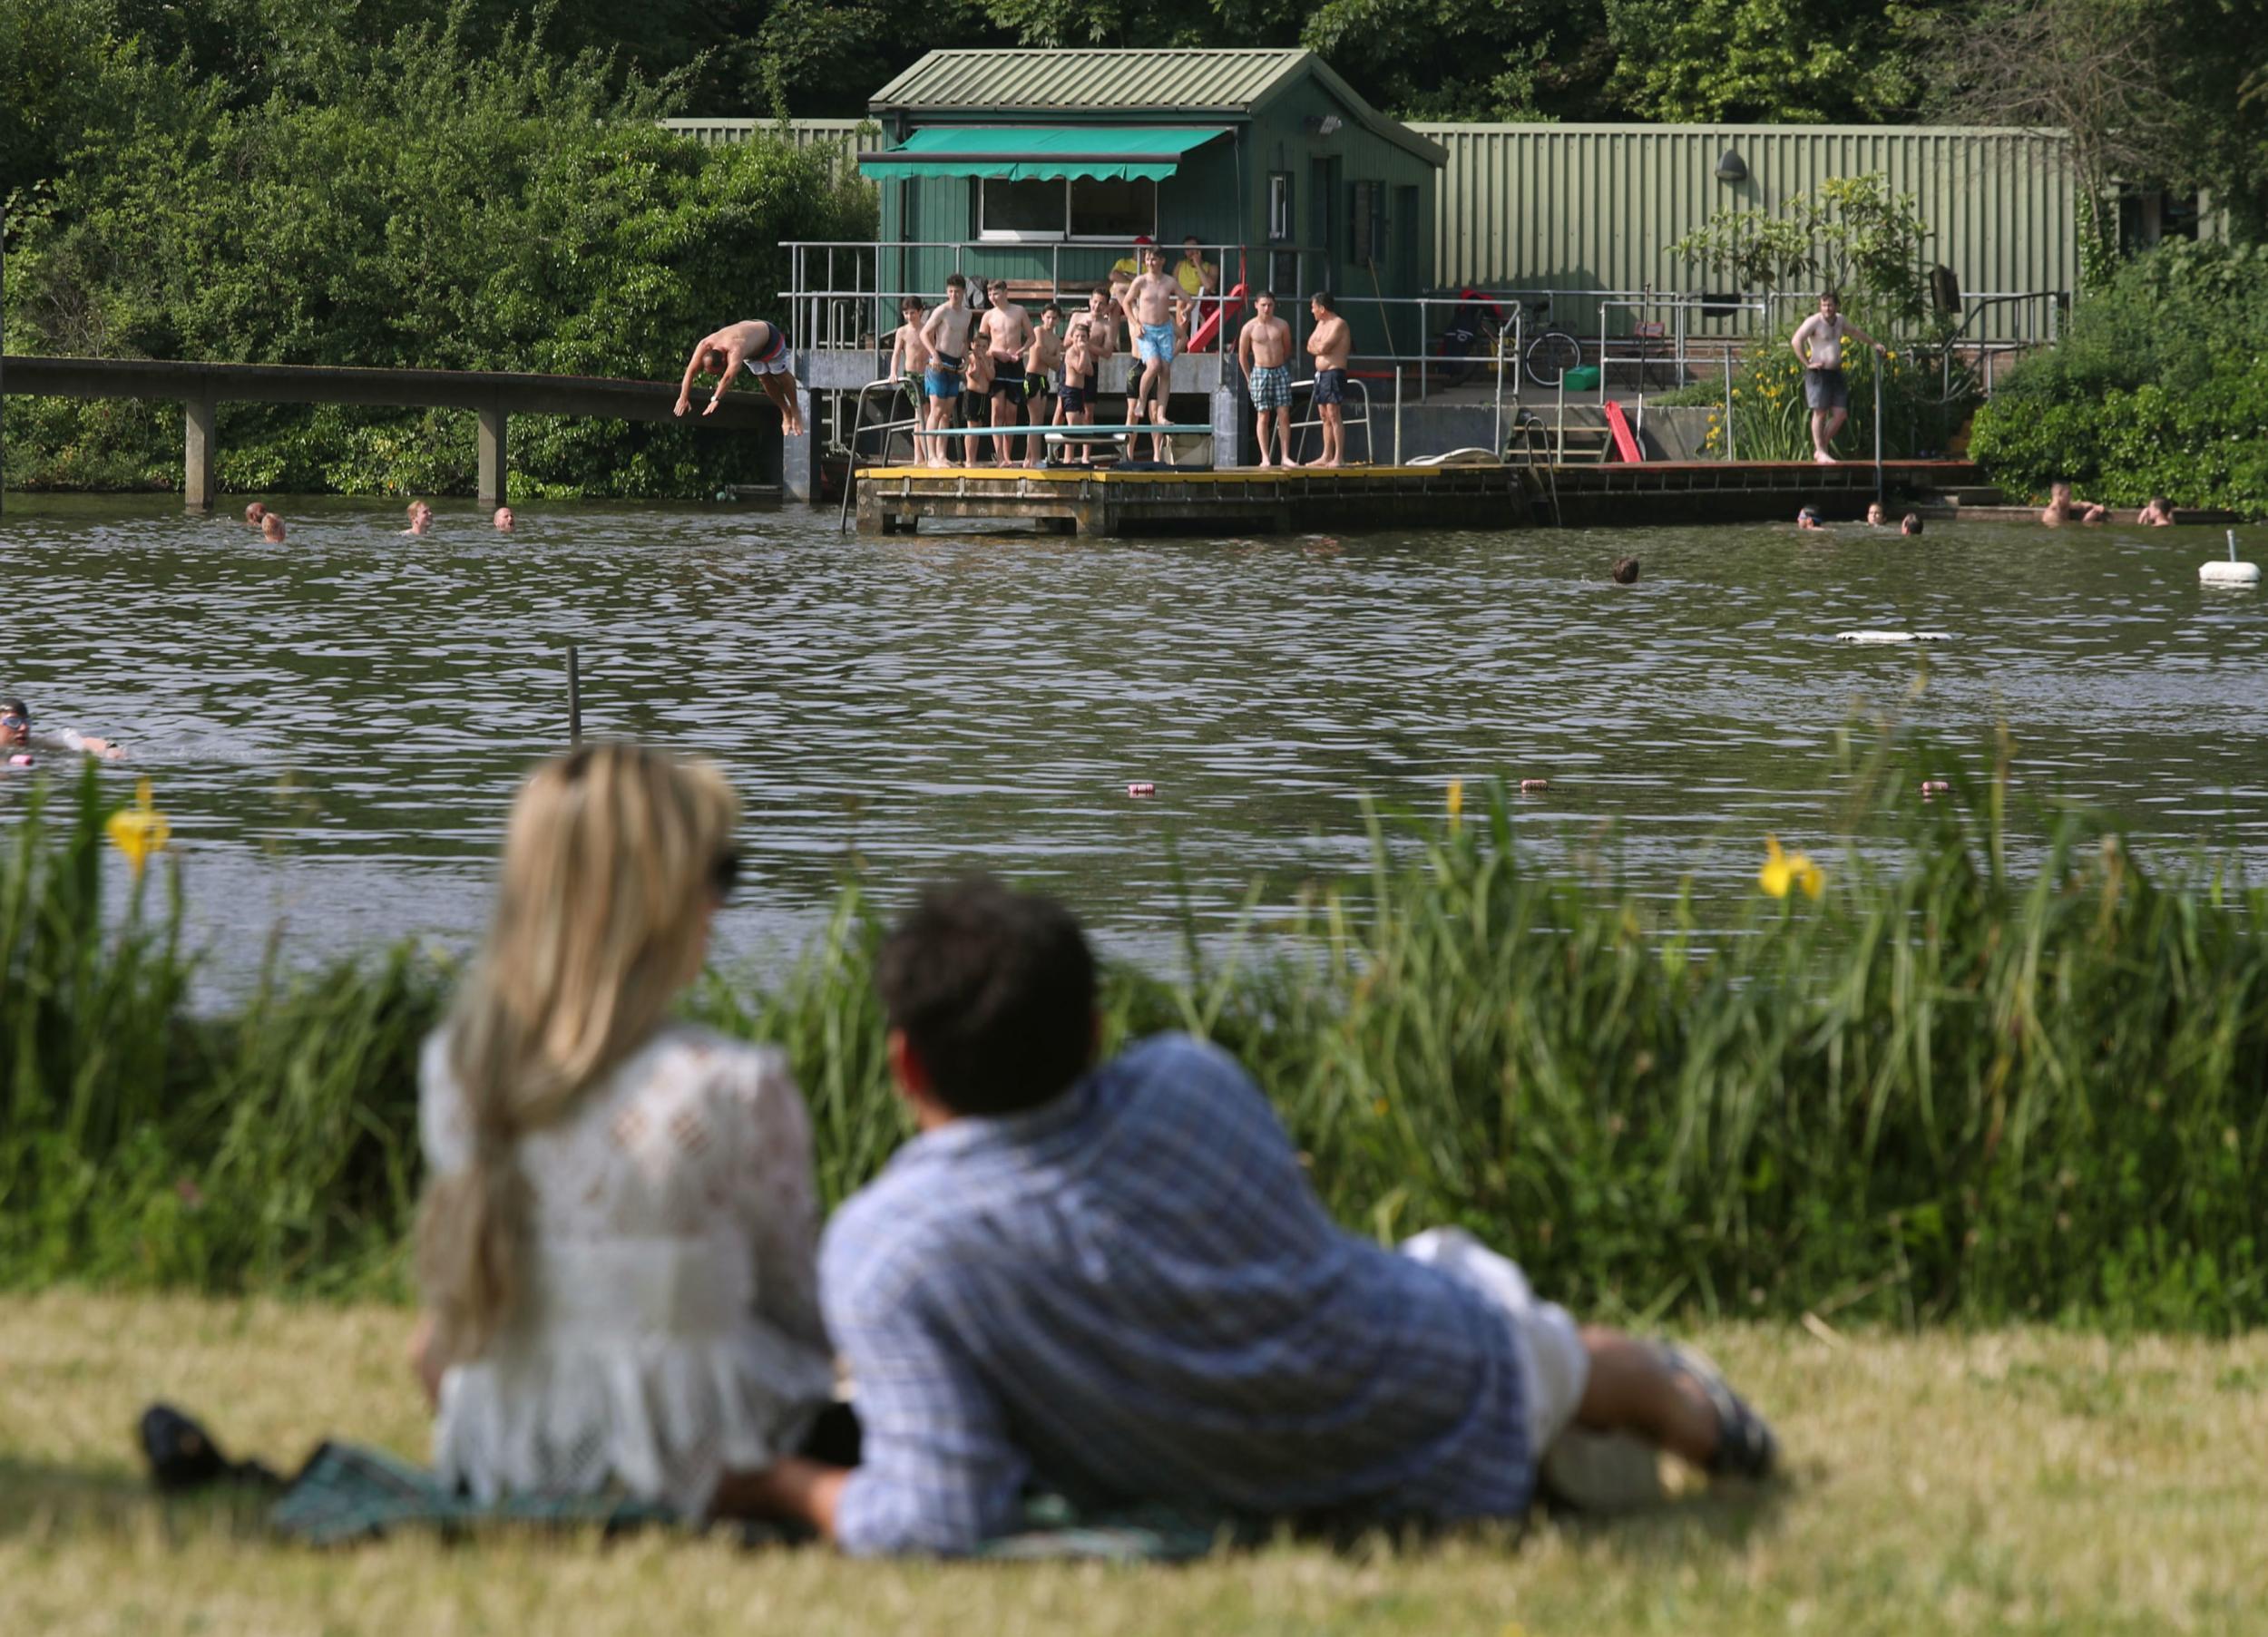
[1237,290,1296,468]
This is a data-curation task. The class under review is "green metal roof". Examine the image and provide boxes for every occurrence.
[860,125,1229,182]
[870,50,1447,167]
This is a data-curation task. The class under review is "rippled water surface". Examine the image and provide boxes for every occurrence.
[3,494,2263,985]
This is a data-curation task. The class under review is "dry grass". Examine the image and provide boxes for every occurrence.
[4,1295,2266,1635]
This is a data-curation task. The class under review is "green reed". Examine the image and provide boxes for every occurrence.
[3,752,2262,1329]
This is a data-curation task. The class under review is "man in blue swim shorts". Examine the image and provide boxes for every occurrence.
[1122,244,1180,462]
[919,274,977,466]
[1305,290,1352,467]
[674,319,804,434]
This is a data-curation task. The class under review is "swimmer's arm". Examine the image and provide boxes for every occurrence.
[702,346,745,415]
[1236,321,1256,381]
[675,342,712,416]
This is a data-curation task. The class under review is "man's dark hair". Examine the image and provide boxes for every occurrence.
[1901,512,1924,535]
[1610,556,1640,584]
[945,272,967,289]
[0,697,26,720]
[1312,289,1336,312]
[2151,495,2172,512]
[876,875,1097,1116]
[1256,288,1276,303]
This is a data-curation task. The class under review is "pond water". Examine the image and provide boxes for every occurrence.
[2,493,2263,989]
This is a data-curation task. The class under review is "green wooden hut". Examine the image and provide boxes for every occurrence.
[862,49,1447,352]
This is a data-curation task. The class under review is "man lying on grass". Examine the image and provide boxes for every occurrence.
[727,876,1777,1554]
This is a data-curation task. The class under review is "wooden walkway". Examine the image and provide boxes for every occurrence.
[855,460,1983,536]
[0,355,782,510]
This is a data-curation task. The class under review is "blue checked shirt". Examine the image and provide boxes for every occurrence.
[821,1033,1532,1555]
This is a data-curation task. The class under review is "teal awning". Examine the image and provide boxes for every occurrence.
[858,126,1228,182]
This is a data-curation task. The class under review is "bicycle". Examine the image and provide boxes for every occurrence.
[1519,298,1583,390]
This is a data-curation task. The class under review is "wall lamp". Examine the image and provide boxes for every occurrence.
[1715,149,1748,184]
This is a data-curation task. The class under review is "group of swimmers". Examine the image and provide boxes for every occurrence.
[237,500,514,539]
[879,253,1358,471]
[1797,503,1925,535]
[2043,482,2178,527]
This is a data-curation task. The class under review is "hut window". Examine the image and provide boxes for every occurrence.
[978,177,1157,242]
[1070,176,1156,241]
[979,178,1065,240]
[1268,173,1293,242]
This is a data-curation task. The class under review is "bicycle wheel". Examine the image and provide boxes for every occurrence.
[1525,330,1583,389]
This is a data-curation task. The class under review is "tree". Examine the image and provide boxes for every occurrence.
[1670,173,1938,322]
[1603,0,1935,124]
[1919,0,2185,285]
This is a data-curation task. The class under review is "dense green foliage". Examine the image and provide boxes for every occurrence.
[6,755,2264,1330]
[1968,242,2268,516]
[2,6,874,498]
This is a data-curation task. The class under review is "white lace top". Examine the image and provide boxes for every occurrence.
[418,1024,836,1515]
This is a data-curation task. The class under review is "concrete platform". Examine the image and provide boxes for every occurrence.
[854,459,1985,536]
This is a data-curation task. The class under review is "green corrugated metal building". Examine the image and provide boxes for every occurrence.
[862,49,1446,346]
[1415,123,2081,337]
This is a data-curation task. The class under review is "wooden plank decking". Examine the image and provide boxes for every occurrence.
[854,460,1984,536]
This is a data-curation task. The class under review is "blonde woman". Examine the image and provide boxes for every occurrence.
[410,742,836,1516]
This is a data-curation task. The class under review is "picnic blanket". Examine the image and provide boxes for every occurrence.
[270,1440,1237,1562]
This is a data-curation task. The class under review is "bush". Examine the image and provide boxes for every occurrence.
[1969,242,2268,516]
[1660,326,1973,462]
[5,753,2264,1331]
[0,15,876,500]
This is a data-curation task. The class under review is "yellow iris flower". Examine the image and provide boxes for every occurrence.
[1759,834,1824,900]
[1446,777,1464,833]
[105,778,171,876]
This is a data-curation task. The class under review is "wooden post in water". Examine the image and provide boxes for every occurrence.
[477,405,508,505]
[183,395,218,512]
[567,644,582,745]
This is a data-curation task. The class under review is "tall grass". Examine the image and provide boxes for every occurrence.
[4,755,2263,1329]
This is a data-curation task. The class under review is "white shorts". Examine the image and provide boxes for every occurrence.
[1401,1227,1589,1455]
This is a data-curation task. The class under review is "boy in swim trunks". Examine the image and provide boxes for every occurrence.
[889,296,936,464]
[1306,291,1352,468]
[1058,291,1113,466]
[979,279,1034,468]
[1023,305,1062,468]
[1122,245,1180,463]
[1237,290,1295,468]
[673,319,804,435]
[919,275,976,467]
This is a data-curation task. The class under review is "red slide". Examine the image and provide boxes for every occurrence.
[1187,283,1248,354]
[1603,400,1645,463]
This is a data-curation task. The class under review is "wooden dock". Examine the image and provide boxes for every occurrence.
[854,460,1984,536]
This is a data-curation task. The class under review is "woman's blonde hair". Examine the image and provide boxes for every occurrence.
[415,741,739,1367]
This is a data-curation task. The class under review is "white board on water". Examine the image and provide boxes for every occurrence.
[1835,630,1954,644]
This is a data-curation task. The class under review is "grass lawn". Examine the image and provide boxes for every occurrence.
[3,1293,2264,1635]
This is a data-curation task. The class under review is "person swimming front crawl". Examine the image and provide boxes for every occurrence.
[2,697,125,762]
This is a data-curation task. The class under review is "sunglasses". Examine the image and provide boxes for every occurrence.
[711,848,742,902]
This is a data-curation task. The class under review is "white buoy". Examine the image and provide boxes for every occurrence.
[2202,529,2261,587]
[1836,630,1954,644]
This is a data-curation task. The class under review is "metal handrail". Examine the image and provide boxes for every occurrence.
[1285,377,1374,467]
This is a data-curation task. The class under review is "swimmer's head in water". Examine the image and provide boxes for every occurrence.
[1797,506,1823,528]
[1,698,29,745]
[1901,512,1923,535]
[494,506,514,531]
[1867,502,1886,525]
[2050,481,2073,503]
[244,502,267,525]
[262,513,287,542]
[1611,556,1640,584]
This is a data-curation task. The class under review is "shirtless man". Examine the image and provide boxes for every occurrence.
[1306,290,1353,468]
[889,296,936,464]
[2136,495,2176,526]
[1058,288,1116,466]
[979,279,1034,468]
[1237,290,1295,469]
[1022,305,1063,468]
[2040,481,2107,526]
[1121,245,1181,462]
[673,318,804,435]
[918,275,977,467]
[1789,292,1883,464]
